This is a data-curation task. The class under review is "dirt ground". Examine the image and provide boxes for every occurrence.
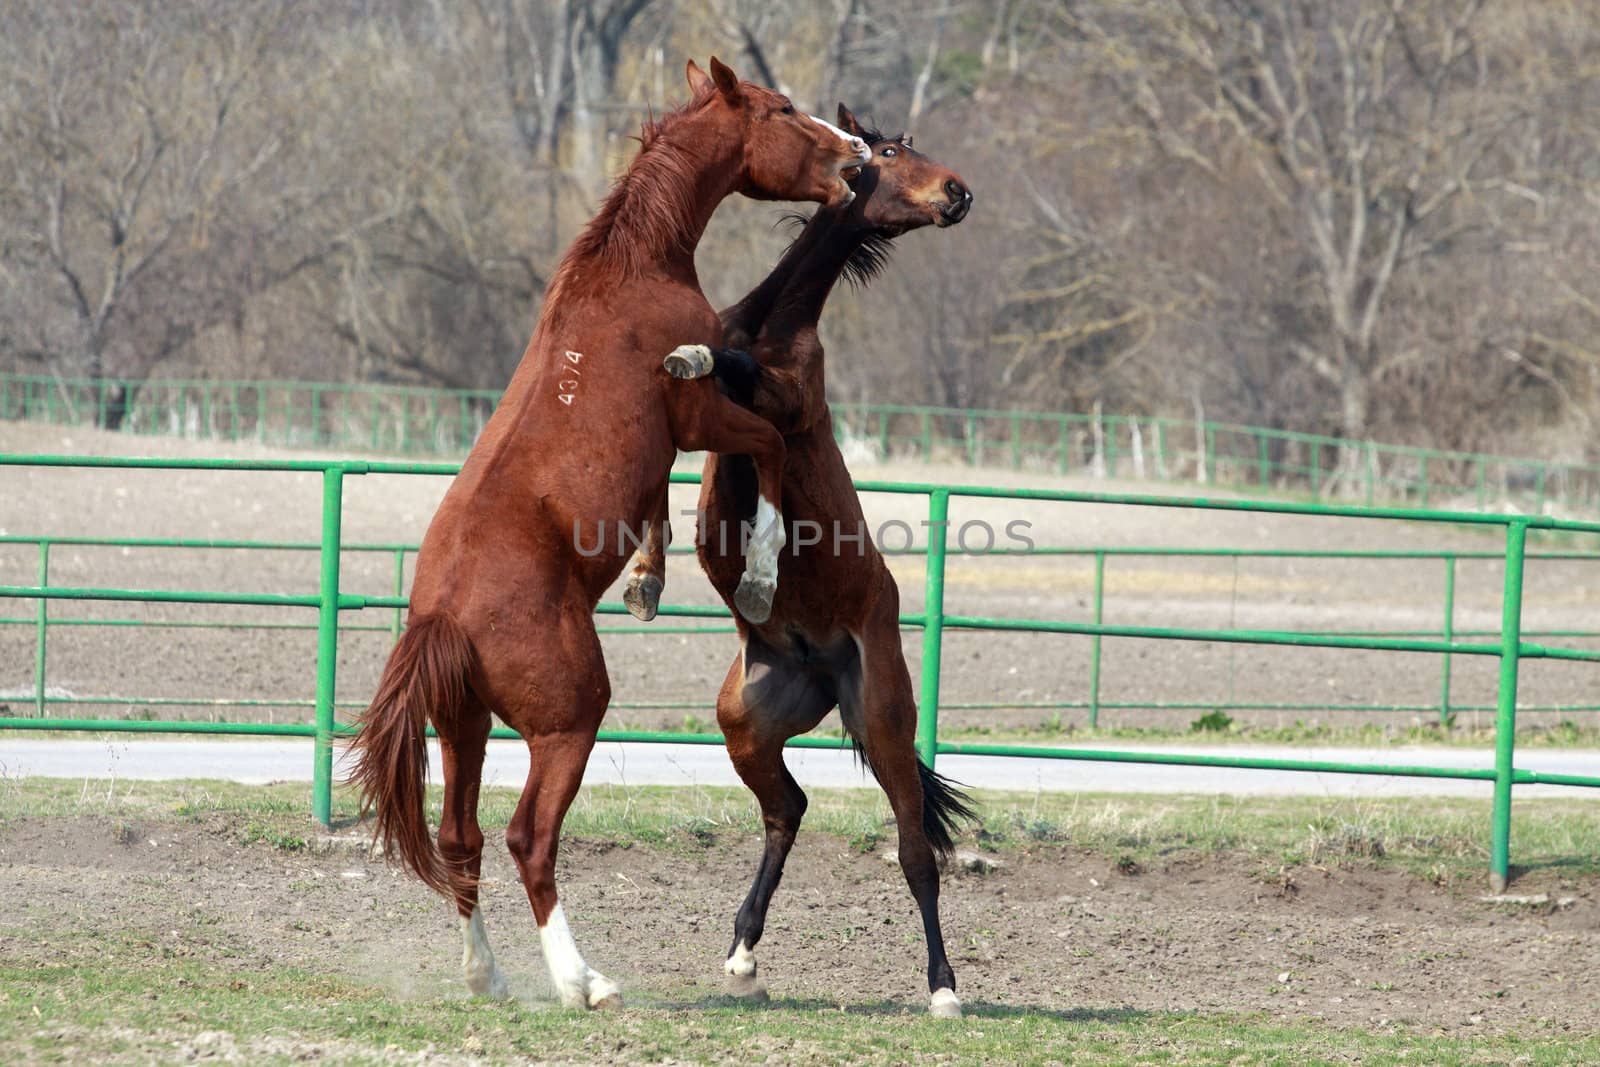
[1,810,1595,1038]
[4,420,1599,736]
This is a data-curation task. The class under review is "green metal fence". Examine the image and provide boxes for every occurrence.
[10,535,1600,727]
[7,371,1599,515]
[5,452,1600,891]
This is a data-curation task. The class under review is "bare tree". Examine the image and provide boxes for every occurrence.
[1059,0,1529,475]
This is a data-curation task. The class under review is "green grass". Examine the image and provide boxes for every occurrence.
[1,930,1594,1066]
[5,777,1600,885]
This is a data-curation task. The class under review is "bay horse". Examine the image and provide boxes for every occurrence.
[630,107,975,1016]
[345,58,869,1011]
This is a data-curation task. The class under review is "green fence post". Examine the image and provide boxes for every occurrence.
[1010,412,1022,469]
[1257,437,1269,487]
[1440,556,1456,727]
[1311,442,1322,500]
[312,467,347,826]
[916,490,950,769]
[1089,550,1105,729]
[879,410,890,459]
[965,414,977,466]
[1420,456,1430,509]
[920,410,932,459]
[1489,521,1528,893]
[33,541,49,717]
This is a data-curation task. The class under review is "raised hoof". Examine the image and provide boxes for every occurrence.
[663,344,714,380]
[623,573,662,622]
[726,974,769,1002]
[929,988,962,1018]
[733,575,775,625]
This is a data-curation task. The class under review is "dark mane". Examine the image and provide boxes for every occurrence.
[840,230,895,288]
[775,169,898,292]
[546,84,717,298]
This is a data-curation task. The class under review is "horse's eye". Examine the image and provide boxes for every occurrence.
[879,146,897,158]
[780,103,794,115]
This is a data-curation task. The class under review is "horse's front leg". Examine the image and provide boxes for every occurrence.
[623,484,669,621]
[662,351,786,624]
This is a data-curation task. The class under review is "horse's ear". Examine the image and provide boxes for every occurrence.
[837,104,866,138]
[686,59,712,96]
[708,56,742,101]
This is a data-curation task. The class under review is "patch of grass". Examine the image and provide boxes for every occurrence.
[1189,709,1235,733]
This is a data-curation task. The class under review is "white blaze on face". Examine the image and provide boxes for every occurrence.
[810,115,871,163]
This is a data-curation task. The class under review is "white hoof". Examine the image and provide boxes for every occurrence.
[724,940,757,978]
[733,575,775,624]
[586,973,623,1010]
[664,344,714,379]
[930,988,962,1018]
[623,573,662,621]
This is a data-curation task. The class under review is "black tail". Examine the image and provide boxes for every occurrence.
[841,720,977,859]
[916,759,978,857]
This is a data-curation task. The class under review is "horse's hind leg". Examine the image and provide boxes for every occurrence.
[663,372,786,625]
[623,484,668,621]
[437,695,508,998]
[492,617,619,1010]
[716,643,834,994]
[842,598,972,1018]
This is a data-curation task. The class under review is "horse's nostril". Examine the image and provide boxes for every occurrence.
[945,179,967,202]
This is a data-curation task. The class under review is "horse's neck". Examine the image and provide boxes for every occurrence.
[759,223,872,341]
[557,114,741,291]
[719,212,844,345]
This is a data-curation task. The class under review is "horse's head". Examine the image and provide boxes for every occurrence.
[835,105,973,236]
[687,58,869,209]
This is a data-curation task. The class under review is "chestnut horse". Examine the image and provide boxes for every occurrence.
[346,58,868,1010]
[632,108,975,1016]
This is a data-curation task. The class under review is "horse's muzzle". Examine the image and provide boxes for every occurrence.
[939,179,972,226]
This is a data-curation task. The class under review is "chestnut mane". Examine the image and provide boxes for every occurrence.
[547,84,719,300]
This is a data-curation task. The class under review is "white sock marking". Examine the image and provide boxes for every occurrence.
[461,906,509,998]
[745,495,785,585]
[539,901,619,1009]
[930,987,962,1018]
[725,939,757,977]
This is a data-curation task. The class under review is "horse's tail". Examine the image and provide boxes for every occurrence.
[840,719,977,860]
[344,613,475,898]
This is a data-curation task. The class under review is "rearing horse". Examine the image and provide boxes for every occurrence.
[639,108,975,1016]
[346,58,869,1010]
